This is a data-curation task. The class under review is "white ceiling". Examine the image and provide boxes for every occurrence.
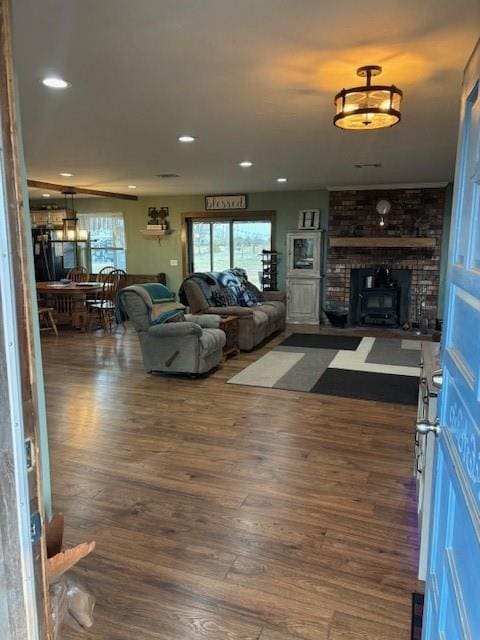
[11,0,480,198]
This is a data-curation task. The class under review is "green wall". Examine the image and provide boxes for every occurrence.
[35,190,329,294]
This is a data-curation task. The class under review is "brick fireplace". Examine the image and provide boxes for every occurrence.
[326,187,446,329]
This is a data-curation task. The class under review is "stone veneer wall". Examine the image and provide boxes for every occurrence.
[326,187,446,327]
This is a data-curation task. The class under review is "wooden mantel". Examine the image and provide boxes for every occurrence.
[329,236,437,248]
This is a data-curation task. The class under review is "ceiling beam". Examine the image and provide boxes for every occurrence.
[27,179,138,201]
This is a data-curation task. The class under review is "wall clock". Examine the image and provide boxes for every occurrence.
[376,199,391,215]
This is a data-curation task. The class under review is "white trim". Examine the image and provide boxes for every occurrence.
[326,182,449,191]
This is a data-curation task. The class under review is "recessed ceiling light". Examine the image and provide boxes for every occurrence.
[178,135,196,143]
[127,185,137,189]
[59,172,73,177]
[354,163,381,169]
[239,161,253,168]
[42,76,71,89]
[42,193,51,198]
[276,177,288,183]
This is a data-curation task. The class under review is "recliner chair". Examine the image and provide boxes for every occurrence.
[119,286,225,375]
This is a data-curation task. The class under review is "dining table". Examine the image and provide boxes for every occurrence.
[36,281,106,331]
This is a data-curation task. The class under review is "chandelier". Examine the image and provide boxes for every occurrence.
[334,65,402,130]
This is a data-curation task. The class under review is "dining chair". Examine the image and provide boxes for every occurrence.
[96,265,116,282]
[87,265,116,306]
[66,266,89,282]
[87,269,126,333]
[38,306,58,336]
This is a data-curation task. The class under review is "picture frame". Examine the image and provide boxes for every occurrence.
[205,194,247,211]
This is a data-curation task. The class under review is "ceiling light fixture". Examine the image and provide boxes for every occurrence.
[178,135,196,143]
[334,65,402,130]
[59,172,73,177]
[239,161,253,168]
[276,177,288,183]
[42,76,71,89]
[127,185,137,189]
[42,193,51,198]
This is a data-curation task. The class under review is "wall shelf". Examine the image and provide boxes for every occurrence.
[140,228,173,238]
[329,236,436,248]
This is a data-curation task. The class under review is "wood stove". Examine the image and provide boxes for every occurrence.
[349,265,411,327]
[360,287,400,325]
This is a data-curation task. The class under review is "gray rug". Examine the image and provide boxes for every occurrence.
[227,334,421,405]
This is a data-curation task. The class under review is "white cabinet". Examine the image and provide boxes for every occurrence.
[286,278,320,323]
[286,231,322,324]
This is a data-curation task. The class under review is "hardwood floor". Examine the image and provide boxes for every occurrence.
[42,324,421,640]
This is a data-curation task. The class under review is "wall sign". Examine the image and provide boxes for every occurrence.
[205,194,247,210]
[298,209,321,229]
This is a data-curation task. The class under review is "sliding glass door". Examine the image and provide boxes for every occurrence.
[190,218,272,287]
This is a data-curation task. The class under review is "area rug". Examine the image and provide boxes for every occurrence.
[411,592,424,640]
[227,334,421,405]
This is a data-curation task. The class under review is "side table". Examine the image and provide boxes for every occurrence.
[219,315,240,359]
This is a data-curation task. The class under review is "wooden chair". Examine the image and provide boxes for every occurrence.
[96,265,116,282]
[87,269,125,333]
[66,266,89,282]
[38,306,58,336]
[87,266,116,305]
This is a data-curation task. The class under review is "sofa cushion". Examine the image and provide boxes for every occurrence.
[151,300,186,324]
[262,300,285,316]
[251,307,269,337]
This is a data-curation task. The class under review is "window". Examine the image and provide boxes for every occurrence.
[189,217,272,287]
[77,213,126,272]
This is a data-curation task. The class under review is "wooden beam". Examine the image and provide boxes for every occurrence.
[329,236,437,248]
[27,179,138,201]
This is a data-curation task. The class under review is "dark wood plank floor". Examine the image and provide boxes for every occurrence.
[42,324,421,640]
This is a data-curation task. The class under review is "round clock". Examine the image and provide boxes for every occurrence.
[376,199,391,215]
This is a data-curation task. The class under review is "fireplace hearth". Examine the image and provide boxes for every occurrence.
[326,187,446,329]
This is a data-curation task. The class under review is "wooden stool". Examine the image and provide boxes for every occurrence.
[38,306,58,336]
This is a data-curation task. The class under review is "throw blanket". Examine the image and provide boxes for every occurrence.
[178,272,236,307]
[117,284,185,325]
[179,270,262,308]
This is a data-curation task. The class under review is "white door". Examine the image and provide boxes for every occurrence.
[421,40,480,640]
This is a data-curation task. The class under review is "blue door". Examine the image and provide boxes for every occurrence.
[423,40,480,640]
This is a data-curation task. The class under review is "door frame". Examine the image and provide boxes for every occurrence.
[0,0,52,637]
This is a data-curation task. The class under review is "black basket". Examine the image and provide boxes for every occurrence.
[323,308,348,328]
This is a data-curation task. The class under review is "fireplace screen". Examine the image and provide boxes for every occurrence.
[364,291,396,309]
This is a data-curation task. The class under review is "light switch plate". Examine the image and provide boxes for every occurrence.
[170,259,178,266]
